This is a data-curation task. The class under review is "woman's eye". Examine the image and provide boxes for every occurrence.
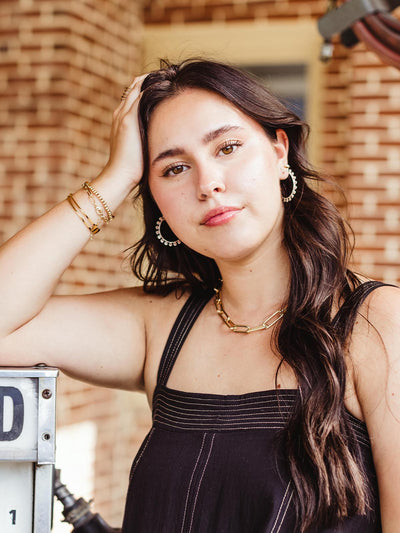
[219,141,241,156]
[163,164,187,177]
[221,145,234,155]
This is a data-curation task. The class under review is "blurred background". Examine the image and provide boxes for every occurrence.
[0,0,399,529]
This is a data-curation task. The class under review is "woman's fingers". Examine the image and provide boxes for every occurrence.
[111,74,146,139]
[117,74,148,113]
[105,73,149,188]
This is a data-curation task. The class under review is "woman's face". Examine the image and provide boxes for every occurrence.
[147,88,289,263]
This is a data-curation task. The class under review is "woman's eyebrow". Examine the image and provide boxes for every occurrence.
[151,124,244,167]
[151,147,184,166]
[201,124,243,144]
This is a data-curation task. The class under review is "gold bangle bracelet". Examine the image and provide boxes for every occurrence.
[67,194,100,238]
[82,182,114,222]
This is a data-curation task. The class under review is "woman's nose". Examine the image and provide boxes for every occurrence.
[196,166,226,200]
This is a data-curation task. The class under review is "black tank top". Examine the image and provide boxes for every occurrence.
[121,282,383,532]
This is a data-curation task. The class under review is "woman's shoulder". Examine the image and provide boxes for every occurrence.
[348,280,400,355]
[355,281,400,335]
[111,283,192,305]
[349,282,400,521]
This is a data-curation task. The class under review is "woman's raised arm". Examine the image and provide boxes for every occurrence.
[0,76,149,390]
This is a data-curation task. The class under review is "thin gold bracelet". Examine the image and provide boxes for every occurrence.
[84,189,109,223]
[82,182,114,223]
[67,194,100,238]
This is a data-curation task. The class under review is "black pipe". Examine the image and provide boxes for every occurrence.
[53,469,121,533]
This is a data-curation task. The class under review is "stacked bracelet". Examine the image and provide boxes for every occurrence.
[67,194,100,238]
[82,182,114,223]
[66,182,114,239]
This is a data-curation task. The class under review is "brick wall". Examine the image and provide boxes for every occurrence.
[0,0,150,527]
[0,0,143,293]
[144,1,400,285]
[347,47,400,283]
[144,0,328,24]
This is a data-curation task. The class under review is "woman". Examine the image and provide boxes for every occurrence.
[0,59,399,532]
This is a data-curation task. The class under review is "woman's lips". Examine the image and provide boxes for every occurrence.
[201,206,242,226]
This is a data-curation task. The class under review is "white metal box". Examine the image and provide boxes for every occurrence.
[0,367,58,533]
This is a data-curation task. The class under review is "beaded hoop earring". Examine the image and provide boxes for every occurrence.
[155,216,181,247]
[281,164,298,203]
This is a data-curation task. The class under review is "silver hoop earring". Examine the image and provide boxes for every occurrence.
[281,164,298,203]
[155,216,181,247]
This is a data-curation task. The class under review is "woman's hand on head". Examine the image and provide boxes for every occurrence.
[102,74,148,191]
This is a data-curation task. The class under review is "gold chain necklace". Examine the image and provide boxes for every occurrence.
[214,288,286,334]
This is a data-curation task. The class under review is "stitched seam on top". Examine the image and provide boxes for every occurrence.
[155,403,290,418]
[158,327,179,385]
[162,304,198,384]
[187,433,216,533]
[161,306,193,381]
[270,481,291,533]
[129,427,155,482]
[165,296,207,378]
[180,433,207,533]
[156,393,295,408]
[155,412,288,424]
[154,418,287,431]
[159,302,194,384]
[158,388,297,404]
[158,294,196,384]
[275,489,294,533]
[154,416,287,431]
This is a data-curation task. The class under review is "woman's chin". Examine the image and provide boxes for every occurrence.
[202,242,267,264]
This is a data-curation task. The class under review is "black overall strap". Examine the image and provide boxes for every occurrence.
[157,289,214,387]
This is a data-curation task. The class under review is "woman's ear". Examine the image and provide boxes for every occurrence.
[274,129,289,166]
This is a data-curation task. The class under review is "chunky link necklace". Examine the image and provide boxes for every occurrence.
[214,288,286,334]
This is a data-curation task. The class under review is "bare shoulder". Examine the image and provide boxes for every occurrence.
[350,284,400,399]
[108,284,191,320]
[140,286,193,343]
[362,283,400,324]
[108,284,193,351]
[351,284,400,358]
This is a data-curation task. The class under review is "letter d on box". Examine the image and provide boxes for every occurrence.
[0,387,24,441]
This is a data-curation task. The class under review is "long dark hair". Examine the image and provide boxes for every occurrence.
[129,58,369,531]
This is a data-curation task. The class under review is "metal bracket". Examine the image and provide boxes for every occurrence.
[37,375,57,465]
[318,0,396,39]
